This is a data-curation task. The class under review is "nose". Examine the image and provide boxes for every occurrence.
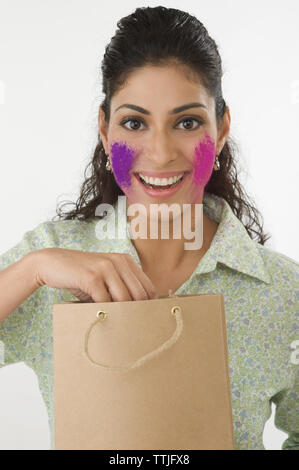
[145,132,178,168]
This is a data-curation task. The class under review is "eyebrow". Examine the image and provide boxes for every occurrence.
[114,102,208,115]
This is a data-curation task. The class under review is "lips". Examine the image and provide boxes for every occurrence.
[134,171,189,199]
[141,172,183,186]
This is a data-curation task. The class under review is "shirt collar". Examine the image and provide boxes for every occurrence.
[95,192,272,285]
[197,192,272,284]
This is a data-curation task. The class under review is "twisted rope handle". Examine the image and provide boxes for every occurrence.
[83,305,183,372]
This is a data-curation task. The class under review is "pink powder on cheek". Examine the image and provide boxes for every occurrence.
[110,141,135,188]
[192,131,216,187]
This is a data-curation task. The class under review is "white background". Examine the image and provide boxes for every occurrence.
[0,0,298,450]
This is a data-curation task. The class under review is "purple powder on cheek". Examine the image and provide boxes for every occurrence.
[192,132,216,187]
[110,141,135,188]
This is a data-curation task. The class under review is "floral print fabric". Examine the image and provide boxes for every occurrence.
[0,191,298,450]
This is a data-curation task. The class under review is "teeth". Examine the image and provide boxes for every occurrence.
[139,173,183,186]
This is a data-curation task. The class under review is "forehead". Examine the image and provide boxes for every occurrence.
[111,64,213,114]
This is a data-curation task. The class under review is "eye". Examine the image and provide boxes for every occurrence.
[119,116,204,132]
[120,117,146,131]
[176,117,203,131]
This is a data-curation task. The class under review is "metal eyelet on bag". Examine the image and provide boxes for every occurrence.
[171,306,181,315]
[96,310,108,320]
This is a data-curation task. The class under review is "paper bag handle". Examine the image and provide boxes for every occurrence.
[83,305,183,372]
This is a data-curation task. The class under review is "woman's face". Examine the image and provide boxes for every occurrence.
[99,64,230,209]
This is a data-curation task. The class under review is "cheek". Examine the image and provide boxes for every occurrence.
[192,131,216,187]
[110,141,135,189]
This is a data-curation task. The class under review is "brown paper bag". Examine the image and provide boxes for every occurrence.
[53,292,235,450]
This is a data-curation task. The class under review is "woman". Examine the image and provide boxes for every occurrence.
[0,6,298,450]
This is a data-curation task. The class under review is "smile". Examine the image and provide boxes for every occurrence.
[133,171,189,198]
[137,172,184,189]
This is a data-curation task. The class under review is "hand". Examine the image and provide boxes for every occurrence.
[33,248,158,302]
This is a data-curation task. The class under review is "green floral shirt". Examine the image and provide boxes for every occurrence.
[0,192,298,450]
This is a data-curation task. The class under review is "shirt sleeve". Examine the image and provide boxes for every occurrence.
[0,223,54,368]
[271,366,299,450]
[270,253,299,450]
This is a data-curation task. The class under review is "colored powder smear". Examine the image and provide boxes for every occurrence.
[110,141,135,188]
[192,131,216,187]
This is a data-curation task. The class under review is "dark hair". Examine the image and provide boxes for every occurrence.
[54,5,271,245]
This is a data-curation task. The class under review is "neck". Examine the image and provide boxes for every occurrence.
[126,201,217,272]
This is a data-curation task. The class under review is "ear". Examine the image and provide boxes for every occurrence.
[98,106,109,155]
[216,106,231,154]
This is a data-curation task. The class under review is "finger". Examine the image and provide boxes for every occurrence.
[99,259,133,302]
[80,271,113,303]
[83,279,113,303]
[112,255,150,301]
[66,288,94,302]
[123,254,158,299]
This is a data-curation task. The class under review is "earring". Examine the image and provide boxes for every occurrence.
[105,154,112,172]
[214,154,220,171]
